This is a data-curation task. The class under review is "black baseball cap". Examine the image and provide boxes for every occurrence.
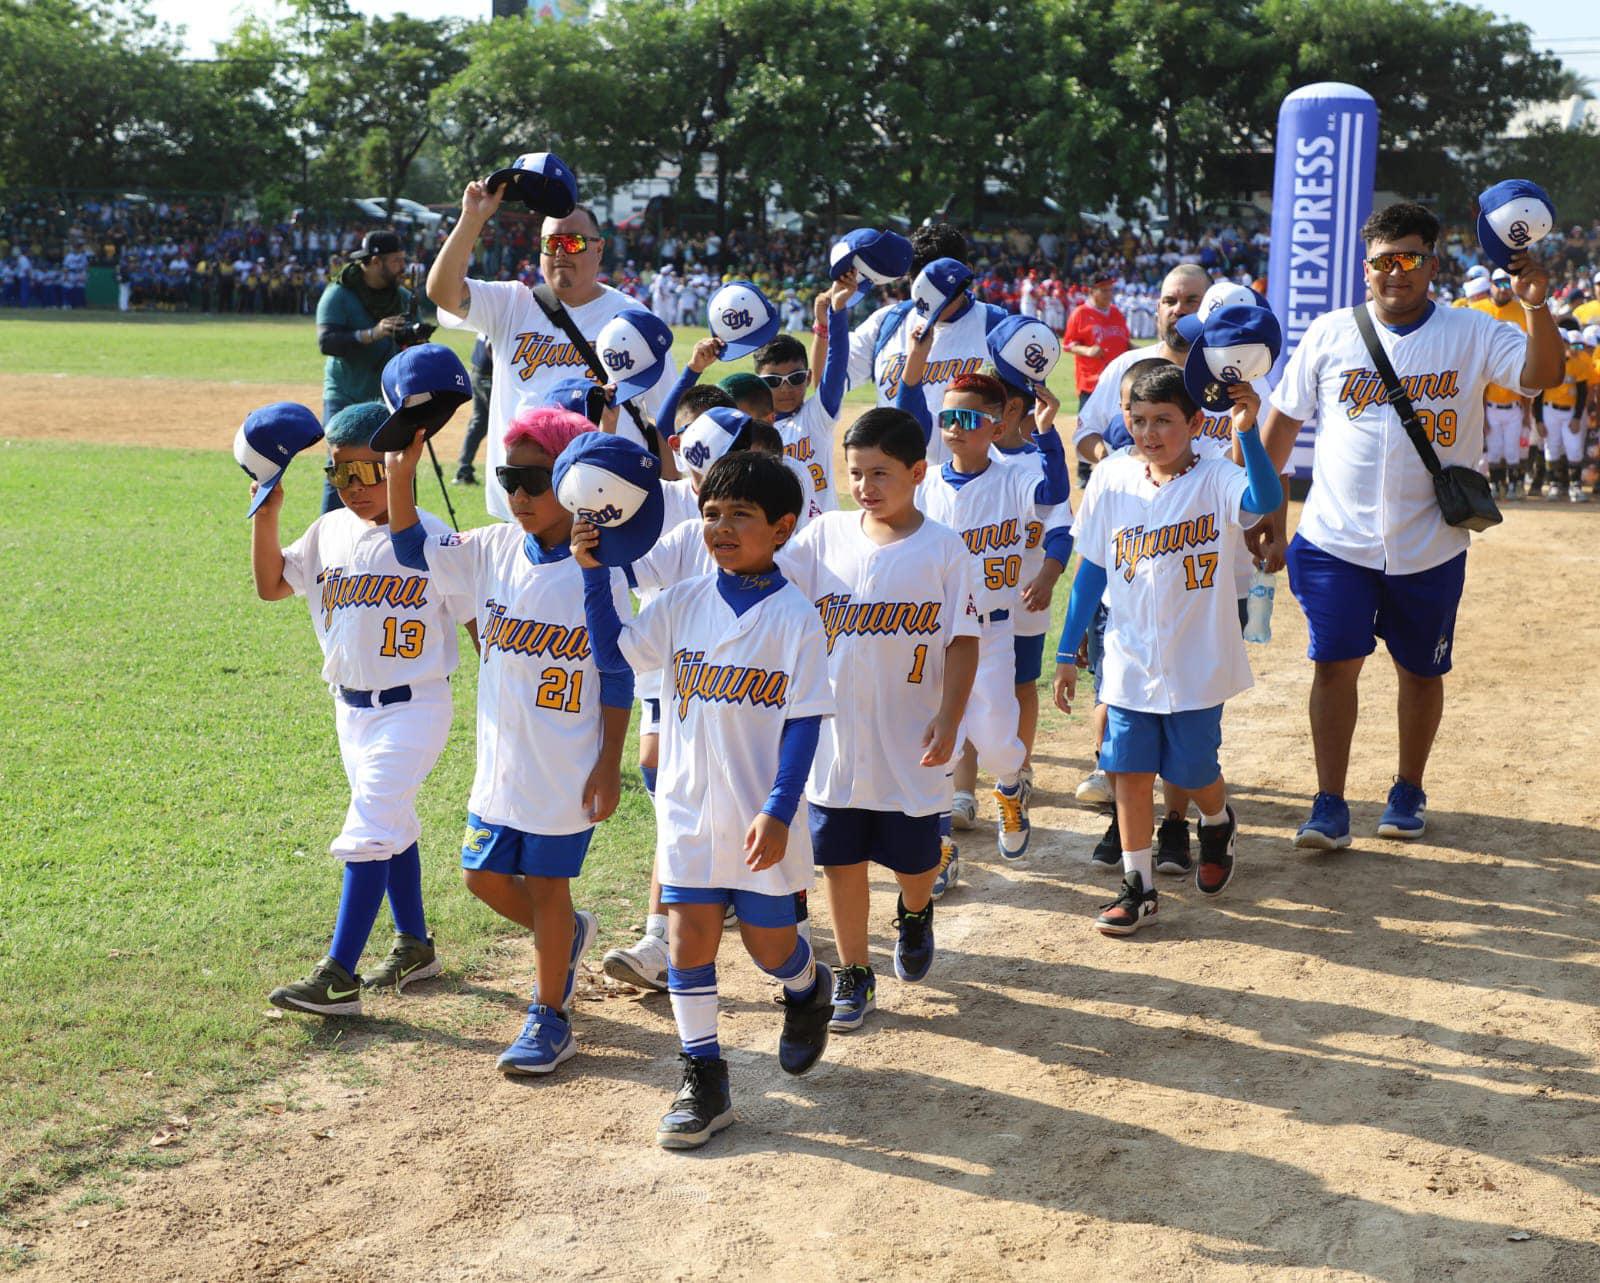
[351,230,405,261]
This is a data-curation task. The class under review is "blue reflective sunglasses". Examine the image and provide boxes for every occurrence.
[938,407,997,432]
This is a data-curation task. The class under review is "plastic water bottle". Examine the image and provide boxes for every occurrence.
[1243,567,1275,644]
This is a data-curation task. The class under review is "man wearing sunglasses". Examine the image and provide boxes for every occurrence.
[1260,201,1563,850]
[428,180,677,521]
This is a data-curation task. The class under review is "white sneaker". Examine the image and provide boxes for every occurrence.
[1018,764,1035,807]
[1545,483,1560,500]
[1075,769,1112,806]
[951,790,978,830]
[601,932,669,992]
[1572,483,1589,503]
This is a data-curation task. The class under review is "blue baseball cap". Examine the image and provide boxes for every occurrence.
[595,307,674,403]
[911,257,973,334]
[544,376,605,424]
[1197,280,1269,322]
[1182,304,1283,412]
[552,432,664,567]
[707,280,779,359]
[370,344,472,451]
[233,401,324,518]
[829,229,914,307]
[487,152,578,218]
[678,406,756,477]
[988,315,1061,393]
[1477,179,1556,270]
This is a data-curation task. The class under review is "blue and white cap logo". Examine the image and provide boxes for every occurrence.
[987,315,1060,392]
[678,406,754,477]
[1476,179,1556,269]
[1182,303,1283,412]
[1199,281,1264,321]
[707,281,778,359]
[911,257,973,329]
[595,308,673,404]
[551,433,664,568]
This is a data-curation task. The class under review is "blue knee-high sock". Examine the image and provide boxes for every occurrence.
[939,813,952,840]
[640,764,657,797]
[385,842,427,939]
[329,860,390,973]
[759,935,818,1002]
[667,962,720,1059]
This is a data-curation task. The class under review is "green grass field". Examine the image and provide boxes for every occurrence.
[0,309,1080,1215]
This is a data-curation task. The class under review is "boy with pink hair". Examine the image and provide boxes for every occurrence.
[385,406,636,1077]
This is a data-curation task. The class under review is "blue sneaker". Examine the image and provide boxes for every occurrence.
[994,781,1031,859]
[893,897,934,983]
[931,837,960,899]
[547,909,597,1009]
[829,965,876,1032]
[1294,792,1352,850]
[1377,777,1427,839]
[497,1003,575,1076]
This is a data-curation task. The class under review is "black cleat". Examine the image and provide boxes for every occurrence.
[777,963,834,1075]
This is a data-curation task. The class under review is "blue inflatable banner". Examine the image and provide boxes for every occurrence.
[1267,83,1378,477]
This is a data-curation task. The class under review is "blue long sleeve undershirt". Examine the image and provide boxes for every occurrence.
[391,519,428,571]
[815,303,849,419]
[763,715,821,824]
[1054,558,1109,665]
[1238,425,1283,516]
[656,366,702,438]
[1042,525,1074,568]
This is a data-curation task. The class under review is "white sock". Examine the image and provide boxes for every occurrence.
[1199,806,1229,827]
[1122,847,1154,888]
[645,913,667,940]
[996,773,1021,791]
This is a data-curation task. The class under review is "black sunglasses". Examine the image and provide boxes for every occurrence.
[757,370,808,389]
[495,465,553,496]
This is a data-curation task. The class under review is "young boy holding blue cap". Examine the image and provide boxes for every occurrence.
[247,401,471,1014]
[1052,365,1282,934]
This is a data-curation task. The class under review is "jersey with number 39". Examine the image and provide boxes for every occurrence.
[418,523,631,836]
[788,512,979,816]
[282,507,466,690]
[1074,453,1251,714]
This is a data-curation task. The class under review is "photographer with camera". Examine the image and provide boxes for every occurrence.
[314,229,423,512]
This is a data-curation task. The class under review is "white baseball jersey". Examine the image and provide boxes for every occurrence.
[617,573,834,896]
[775,395,841,513]
[847,300,994,468]
[1272,301,1533,574]
[439,280,677,522]
[1074,453,1253,713]
[788,512,979,816]
[414,523,632,835]
[631,478,703,715]
[991,442,1076,639]
[634,515,847,604]
[916,458,1051,619]
[281,507,467,690]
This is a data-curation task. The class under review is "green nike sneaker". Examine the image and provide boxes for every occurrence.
[268,957,364,1017]
[360,932,441,992]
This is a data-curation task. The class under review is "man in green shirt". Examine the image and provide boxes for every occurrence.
[315,230,411,510]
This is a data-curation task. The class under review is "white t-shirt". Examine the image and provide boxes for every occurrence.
[847,300,993,468]
[439,280,677,521]
[788,512,979,816]
[617,573,835,896]
[282,508,466,690]
[1074,453,1252,713]
[916,458,1050,618]
[416,523,632,835]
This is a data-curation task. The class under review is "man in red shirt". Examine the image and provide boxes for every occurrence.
[1063,271,1130,404]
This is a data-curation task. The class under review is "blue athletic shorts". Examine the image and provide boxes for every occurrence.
[460,813,593,878]
[659,884,797,927]
[808,804,942,874]
[1099,704,1224,789]
[1012,632,1047,685]
[1286,534,1466,677]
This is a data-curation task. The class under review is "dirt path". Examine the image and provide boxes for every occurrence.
[11,389,1600,1280]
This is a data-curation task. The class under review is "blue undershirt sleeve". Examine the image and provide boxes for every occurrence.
[1054,558,1108,664]
[390,522,428,571]
[581,565,631,676]
[893,376,934,446]
[1042,524,1074,567]
[1238,426,1284,516]
[818,304,849,418]
[762,714,822,824]
[656,366,700,438]
[1030,427,1071,506]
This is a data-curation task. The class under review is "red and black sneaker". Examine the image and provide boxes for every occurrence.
[1196,805,1237,896]
[1095,872,1158,936]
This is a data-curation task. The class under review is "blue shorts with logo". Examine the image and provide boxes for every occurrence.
[808,803,942,874]
[1012,632,1047,685]
[460,813,593,878]
[660,884,797,927]
[1099,705,1224,789]
[1286,534,1466,677]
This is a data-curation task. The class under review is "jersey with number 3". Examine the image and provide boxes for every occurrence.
[1074,453,1251,713]
[916,458,1047,618]
[788,512,979,816]
[419,523,631,835]
[282,507,466,690]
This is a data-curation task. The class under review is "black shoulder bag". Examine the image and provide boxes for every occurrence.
[1351,304,1502,532]
[530,283,662,459]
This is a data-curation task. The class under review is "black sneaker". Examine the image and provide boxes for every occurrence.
[777,963,834,1076]
[892,896,934,982]
[1196,805,1237,895]
[1091,813,1122,869]
[1095,872,1158,936]
[1155,811,1193,875]
[453,465,478,486]
[656,1053,733,1150]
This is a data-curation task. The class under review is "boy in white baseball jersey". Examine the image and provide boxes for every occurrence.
[575,453,837,1150]
[895,325,1070,859]
[385,406,634,1076]
[786,408,979,1030]
[1052,365,1282,934]
[251,402,468,1016]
